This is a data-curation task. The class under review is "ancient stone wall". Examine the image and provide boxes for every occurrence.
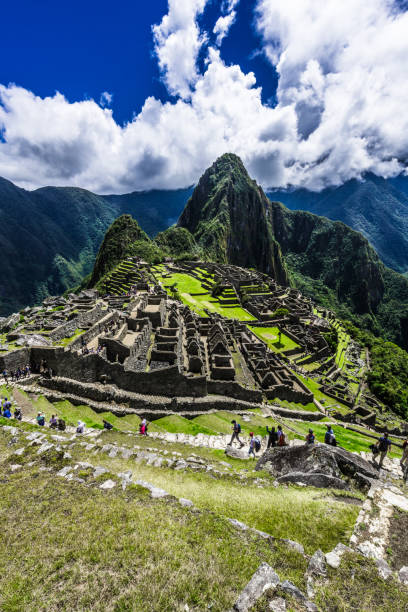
[206,380,262,403]
[0,347,30,371]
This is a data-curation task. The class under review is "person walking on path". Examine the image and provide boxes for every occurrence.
[373,432,392,468]
[229,420,244,448]
[248,432,257,459]
[400,437,408,468]
[266,425,278,448]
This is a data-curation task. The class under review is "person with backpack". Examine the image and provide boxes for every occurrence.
[374,432,392,467]
[266,425,278,448]
[305,429,315,444]
[2,404,11,418]
[248,433,258,459]
[277,425,286,447]
[324,425,336,446]
[229,420,244,448]
[36,412,45,426]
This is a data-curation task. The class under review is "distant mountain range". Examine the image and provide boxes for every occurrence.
[267,173,408,274]
[0,177,191,315]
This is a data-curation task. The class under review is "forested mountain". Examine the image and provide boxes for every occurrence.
[0,178,191,315]
[268,174,408,274]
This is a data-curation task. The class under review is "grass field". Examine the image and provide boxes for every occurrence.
[249,326,300,352]
[156,271,256,320]
[0,465,308,611]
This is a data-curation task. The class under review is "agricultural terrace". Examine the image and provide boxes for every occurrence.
[153,270,256,321]
[248,325,300,352]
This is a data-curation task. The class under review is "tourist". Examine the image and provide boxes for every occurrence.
[13,406,22,421]
[36,412,45,426]
[324,425,336,446]
[277,425,286,446]
[2,404,11,418]
[305,428,315,444]
[229,420,244,448]
[57,418,66,431]
[2,369,8,383]
[373,432,392,468]
[139,418,148,435]
[103,419,113,430]
[49,414,58,429]
[248,432,256,459]
[76,420,85,434]
[266,425,278,448]
[401,437,408,468]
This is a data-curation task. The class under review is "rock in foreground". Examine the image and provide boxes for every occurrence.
[255,443,378,489]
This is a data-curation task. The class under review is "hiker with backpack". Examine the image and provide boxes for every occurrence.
[277,425,287,447]
[248,433,261,458]
[324,425,337,446]
[373,432,392,468]
[229,420,244,448]
[305,428,315,444]
[266,425,278,448]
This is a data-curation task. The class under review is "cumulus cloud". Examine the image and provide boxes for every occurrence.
[152,0,209,98]
[213,0,240,46]
[0,0,408,192]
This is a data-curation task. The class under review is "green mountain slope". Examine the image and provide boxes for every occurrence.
[0,177,118,314]
[178,154,288,284]
[177,154,408,348]
[0,178,191,315]
[89,215,150,286]
[268,174,408,274]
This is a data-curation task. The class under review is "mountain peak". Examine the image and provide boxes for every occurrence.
[178,155,288,284]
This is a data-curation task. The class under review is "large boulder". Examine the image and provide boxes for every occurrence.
[255,443,378,488]
[276,471,349,490]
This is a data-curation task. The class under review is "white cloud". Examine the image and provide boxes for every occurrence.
[99,91,113,107]
[213,0,240,46]
[0,0,408,192]
[152,0,209,99]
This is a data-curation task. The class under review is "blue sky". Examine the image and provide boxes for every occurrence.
[0,0,277,126]
[0,0,407,193]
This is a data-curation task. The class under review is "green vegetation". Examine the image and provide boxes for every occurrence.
[249,325,300,352]
[155,225,201,260]
[89,214,151,286]
[0,465,307,611]
[344,321,408,419]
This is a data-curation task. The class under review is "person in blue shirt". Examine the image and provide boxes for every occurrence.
[306,429,315,444]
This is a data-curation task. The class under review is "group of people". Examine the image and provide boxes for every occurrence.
[1,397,22,420]
[229,419,408,474]
[2,365,31,383]
[229,420,287,459]
[36,412,66,430]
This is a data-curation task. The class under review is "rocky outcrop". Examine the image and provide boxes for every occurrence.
[178,154,288,285]
[255,443,378,489]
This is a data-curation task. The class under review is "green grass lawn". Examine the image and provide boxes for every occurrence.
[249,326,300,352]
[282,419,403,459]
[157,271,256,320]
[0,464,309,611]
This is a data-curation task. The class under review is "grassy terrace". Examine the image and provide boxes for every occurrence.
[155,271,255,321]
[248,325,300,352]
[282,419,403,459]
